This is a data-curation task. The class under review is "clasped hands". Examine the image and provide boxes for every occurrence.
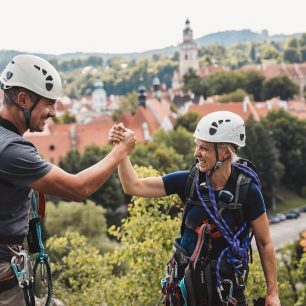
[108,123,136,154]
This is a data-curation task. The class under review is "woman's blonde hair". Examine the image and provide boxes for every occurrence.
[218,143,240,164]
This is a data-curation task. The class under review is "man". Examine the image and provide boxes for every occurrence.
[0,54,136,305]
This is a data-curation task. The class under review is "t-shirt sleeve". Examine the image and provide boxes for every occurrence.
[162,171,189,200]
[244,182,266,221]
[0,140,53,188]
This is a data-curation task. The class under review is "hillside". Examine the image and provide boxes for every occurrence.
[0,29,302,70]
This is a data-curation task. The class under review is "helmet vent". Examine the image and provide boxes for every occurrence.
[11,61,15,64]
[34,65,41,71]
[212,122,218,128]
[42,69,47,76]
[46,75,53,81]
[46,83,53,91]
[240,134,245,141]
[6,71,13,80]
[209,127,217,135]
[218,120,224,124]
[225,119,231,122]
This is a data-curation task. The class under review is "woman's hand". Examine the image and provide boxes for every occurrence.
[108,123,126,145]
[265,293,281,306]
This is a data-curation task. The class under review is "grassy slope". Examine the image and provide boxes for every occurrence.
[268,186,306,215]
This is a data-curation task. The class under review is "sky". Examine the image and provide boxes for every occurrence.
[1,0,306,55]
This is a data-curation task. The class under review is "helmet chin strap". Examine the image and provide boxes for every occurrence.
[25,97,40,132]
[209,143,230,177]
[4,92,41,132]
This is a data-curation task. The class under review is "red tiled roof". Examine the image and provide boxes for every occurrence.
[25,134,71,164]
[147,99,172,122]
[128,106,160,142]
[26,121,114,165]
[76,122,114,152]
[189,102,258,122]
[199,65,228,78]
[24,99,176,164]
[241,63,306,82]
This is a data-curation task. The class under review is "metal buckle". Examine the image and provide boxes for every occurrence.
[217,279,238,305]
[11,250,33,288]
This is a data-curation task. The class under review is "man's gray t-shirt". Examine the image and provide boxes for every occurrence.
[0,124,52,260]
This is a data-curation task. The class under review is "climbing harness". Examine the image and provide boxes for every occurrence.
[194,162,259,305]
[7,192,53,306]
[161,160,259,306]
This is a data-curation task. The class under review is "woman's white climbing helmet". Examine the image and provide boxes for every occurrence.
[0,54,62,100]
[193,111,246,147]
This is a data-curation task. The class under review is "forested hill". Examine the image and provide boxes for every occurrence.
[0,29,302,69]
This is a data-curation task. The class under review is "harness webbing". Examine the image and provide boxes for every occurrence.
[195,162,260,289]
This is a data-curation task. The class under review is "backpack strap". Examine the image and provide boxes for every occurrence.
[181,164,199,235]
[185,163,199,200]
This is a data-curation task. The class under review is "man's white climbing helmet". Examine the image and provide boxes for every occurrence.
[0,54,62,100]
[193,111,246,147]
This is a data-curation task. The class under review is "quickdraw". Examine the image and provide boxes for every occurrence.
[161,257,183,306]
[9,192,53,306]
[29,192,53,306]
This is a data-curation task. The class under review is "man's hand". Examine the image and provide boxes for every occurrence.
[265,294,280,306]
[117,128,136,155]
[108,123,126,145]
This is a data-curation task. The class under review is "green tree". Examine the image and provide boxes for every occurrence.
[59,110,76,124]
[47,232,111,306]
[112,91,138,121]
[131,141,187,173]
[299,33,306,47]
[48,166,181,306]
[301,47,306,62]
[219,88,250,103]
[261,109,306,193]
[284,48,301,63]
[295,253,306,305]
[259,43,280,62]
[206,71,244,95]
[152,127,195,167]
[79,145,125,210]
[240,119,284,208]
[45,201,115,252]
[59,145,125,225]
[59,149,81,174]
[286,38,299,49]
[105,166,181,305]
[262,75,299,100]
[243,71,265,101]
[174,112,200,133]
[184,76,208,97]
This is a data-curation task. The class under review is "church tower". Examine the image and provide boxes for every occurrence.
[92,80,107,112]
[179,19,199,76]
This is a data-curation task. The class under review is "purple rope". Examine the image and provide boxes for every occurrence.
[233,163,261,188]
[195,167,256,287]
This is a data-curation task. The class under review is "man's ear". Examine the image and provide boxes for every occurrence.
[16,92,30,109]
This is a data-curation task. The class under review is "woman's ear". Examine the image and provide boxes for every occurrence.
[223,147,231,159]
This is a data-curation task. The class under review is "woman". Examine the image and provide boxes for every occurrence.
[109,111,280,306]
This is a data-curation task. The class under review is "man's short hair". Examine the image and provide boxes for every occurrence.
[3,87,41,106]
